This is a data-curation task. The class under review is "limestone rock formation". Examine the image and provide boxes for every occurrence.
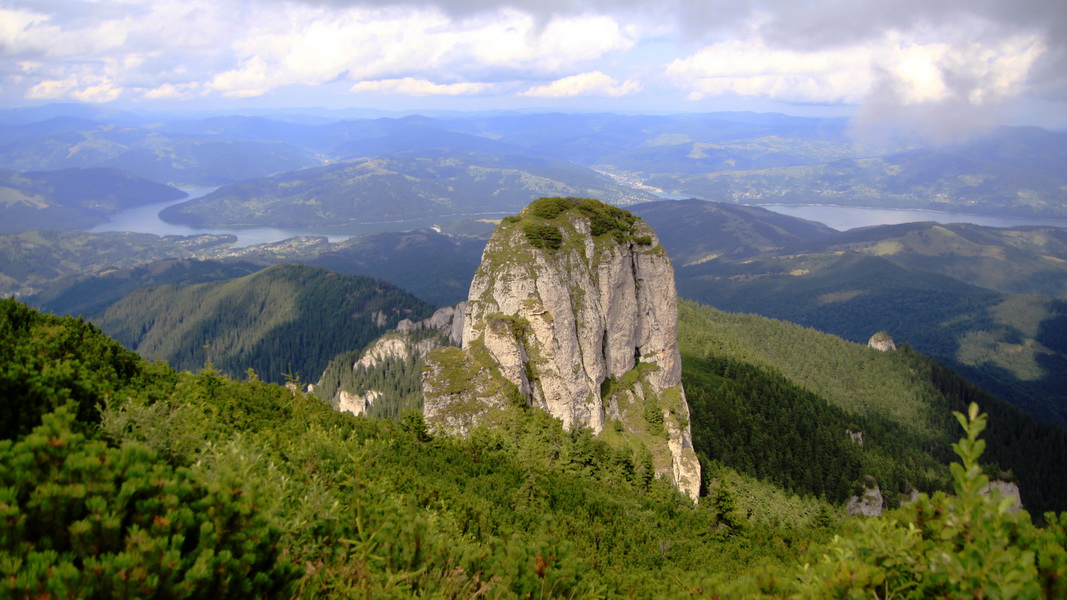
[422,197,701,500]
[847,482,885,517]
[868,331,897,351]
[981,480,1023,514]
[337,389,381,416]
[319,303,464,415]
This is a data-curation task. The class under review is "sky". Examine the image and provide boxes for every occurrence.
[2,0,1066,138]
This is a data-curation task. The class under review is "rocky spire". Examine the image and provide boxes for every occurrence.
[422,197,701,500]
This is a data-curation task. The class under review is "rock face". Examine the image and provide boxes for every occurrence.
[982,480,1023,514]
[847,483,885,517]
[422,197,701,500]
[868,331,897,352]
[321,303,464,415]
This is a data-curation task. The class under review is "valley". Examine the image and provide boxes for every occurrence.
[2,105,1066,597]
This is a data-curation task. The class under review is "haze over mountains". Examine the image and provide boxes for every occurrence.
[3,106,1067,231]
[2,104,1067,428]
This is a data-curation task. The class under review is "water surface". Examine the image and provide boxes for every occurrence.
[751,204,1067,231]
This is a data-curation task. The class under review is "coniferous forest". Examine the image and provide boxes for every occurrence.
[3,297,1066,598]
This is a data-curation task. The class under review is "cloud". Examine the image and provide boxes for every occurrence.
[520,71,640,98]
[666,21,1048,141]
[0,0,1063,132]
[350,78,496,95]
[200,5,634,98]
[28,74,122,103]
[666,40,872,104]
[851,33,1047,144]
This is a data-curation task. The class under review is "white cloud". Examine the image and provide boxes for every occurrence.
[202,6,635,98]
[667,39,873,104]
[350,77,496,95]
[521,71,641,97]
[28,74,122,103]
[667,29,1045,109]
[0,0,1061,132]
[142,82,201,100]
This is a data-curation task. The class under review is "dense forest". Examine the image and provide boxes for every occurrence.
[3,298,1065,597]
[678,301,1067,517]
[93,264,434,385]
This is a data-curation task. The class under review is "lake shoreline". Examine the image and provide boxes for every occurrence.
[88,189,1067,247]
[746,202,1067,232]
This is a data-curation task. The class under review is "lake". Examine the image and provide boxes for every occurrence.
[752,204,1067,231]
[89,187,508,247]
[90,188,1067,246]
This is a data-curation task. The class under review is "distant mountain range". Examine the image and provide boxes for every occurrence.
[159,150,659,228]
[3,108,1066,233]
[648,127,1067,218]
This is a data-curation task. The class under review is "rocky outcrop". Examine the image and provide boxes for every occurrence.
[982,480,1023,514]
[422,197,701,500]
[868,331,897,351]
[337,389,381,416]
[846,428,864,446]
[319,303,464,414]
[847,483,885,517]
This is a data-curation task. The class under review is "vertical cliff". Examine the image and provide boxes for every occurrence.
[422,197,701,500]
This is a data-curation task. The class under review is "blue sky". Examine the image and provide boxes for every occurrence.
[3,0,1066,135]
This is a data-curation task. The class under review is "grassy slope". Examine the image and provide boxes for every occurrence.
[678,300,1067,516]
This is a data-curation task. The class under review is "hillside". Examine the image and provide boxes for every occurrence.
[159,150,660,228]
[6,295,1065,597]
[0,168,186,233]
[93,263,433,384]
[678,301,1067,516]
[0,118,320,186]
[630,198,837,264]
[29,258,266,318]
[8,227,484,310]
[4,108,1066,222]
[808,221,1067,297]
[658,222,1067,425]
[0,229,237,297]
[305,229,486,307]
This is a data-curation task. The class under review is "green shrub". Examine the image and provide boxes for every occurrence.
[0,406,298,599]
[793,403,1067,598]
[527,197,575,220]
[523,223,563,250]
[0,298,148,440]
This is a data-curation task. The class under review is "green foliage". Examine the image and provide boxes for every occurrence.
[643,394,665,438]
[6,299,1066,598]
[0,407,296,599]
[792,403,1067,599]
[683,352,871,503]
[527,197,575,220]
[524,197,641,243]
[0,298,151,440]
[522,223,563,250]
[679,300,1067,516]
